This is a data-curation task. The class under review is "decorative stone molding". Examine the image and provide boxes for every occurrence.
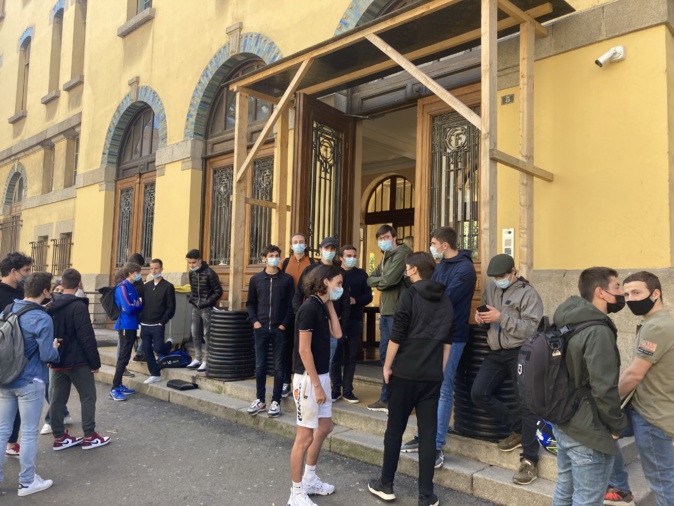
[33,223,53,241]
[155,139,204,170]
[226,22,243,54]
[18,27,33,51]
[128,76,140,102]
[183,32,283,141]
[117,8,155,38]
[22,186,76,210]
[0,113,81,164]
[41,89,60,105]
[50,0,65,23]
[8,110,27,124]
[63,75,84,91]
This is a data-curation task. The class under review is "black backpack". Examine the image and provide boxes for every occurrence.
[517,316,611,424]
[98,286,120,321]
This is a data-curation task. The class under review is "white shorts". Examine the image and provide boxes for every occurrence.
[292,372,332,429]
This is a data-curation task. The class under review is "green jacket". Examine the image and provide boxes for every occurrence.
[553,296,627,455]
[367,243,412,316]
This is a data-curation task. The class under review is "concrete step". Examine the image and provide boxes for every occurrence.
[96,361,655,506]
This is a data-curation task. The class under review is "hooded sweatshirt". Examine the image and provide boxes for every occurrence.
[367,243,413,316]
[554,296,626,455]
[48,294,101,370]
[430,250,476,343]
[390,279,454,382]
[481,277,543,350]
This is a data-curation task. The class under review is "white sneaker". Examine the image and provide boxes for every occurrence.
[268,400,281,418]
[247,399,266,415]
[40,424,52,435]
[63,415,72,425]
[303,476,335,496]
[144,375,162,384]
[186,359,201,369]
[287,488,317,506]
[18,474,53,496]
[197,360,207,372]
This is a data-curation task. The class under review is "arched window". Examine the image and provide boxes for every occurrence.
[17,38,31,112]
[112,106,157,268]
[70,1,87,82]
[355,0,421,27]
[48,9,64,94]
[366,175,415,241]
[203,58,274,266]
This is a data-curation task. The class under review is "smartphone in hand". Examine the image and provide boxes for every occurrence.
[477,304,489,313]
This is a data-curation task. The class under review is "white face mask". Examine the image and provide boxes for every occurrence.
[329,287,344,301]
[292,244,306,255]
[267,257,281,268]
[495,277,512,290]
[343,258,357,269]
[321,250,336,262]
[378,240,393,252]
[430,246,444,260]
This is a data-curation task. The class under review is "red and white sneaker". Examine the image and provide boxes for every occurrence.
[5,442,19,457]
[53,432,83,451]
[82,432,111,450]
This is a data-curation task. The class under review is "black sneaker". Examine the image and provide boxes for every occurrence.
[132,354,146,362]
[434,450,444,469]
[342,391,359,404]
[367,399,389,413]
[367,478,395,501]
[331,390,342,402]
[419,493,440,506]
[401,435,419,453]
[122,369,135,378]
[281,383,291,398]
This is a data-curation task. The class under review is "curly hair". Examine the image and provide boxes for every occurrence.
[303,264,342,298]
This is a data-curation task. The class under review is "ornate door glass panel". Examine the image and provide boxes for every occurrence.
[249,156,274,263]
[116,187,134,268]
[430,110,480,258]
[209,165,234,265]
[139,182,155,264]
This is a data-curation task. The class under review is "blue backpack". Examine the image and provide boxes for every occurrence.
[157,350,192,368]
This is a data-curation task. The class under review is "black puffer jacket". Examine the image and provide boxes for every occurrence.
[188,261,223,309]
[48,294,101,370]
[390,279,454,382]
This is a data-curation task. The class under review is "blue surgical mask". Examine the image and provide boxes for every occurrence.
[133,273,142,282]
[329,287,344,301]
[430,246,443,261]
[343,257,357,269]
[321,250,336,262]
[267,257,281,268]
[495,278,512,290]
[292,244,306,255]
[150,273,162,280]
[378,240,393,252]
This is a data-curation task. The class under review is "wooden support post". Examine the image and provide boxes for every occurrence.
[519,21,535,279]
[236,59,313,183]
[480,0,498,275]
[497,0,548,36]
[229,91,249,311]
[275,108,289,251]
[366,33,482,130]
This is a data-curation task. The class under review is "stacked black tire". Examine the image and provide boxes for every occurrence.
[207,310,254,381]
[453,326,519,441]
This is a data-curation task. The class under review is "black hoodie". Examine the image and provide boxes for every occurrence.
[390,279,454,382]
[48,294,101,370]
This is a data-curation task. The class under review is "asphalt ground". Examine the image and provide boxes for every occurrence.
[0,381,497,506]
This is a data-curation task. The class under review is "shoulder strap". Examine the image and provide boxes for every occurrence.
[561,319,609,338]
[309,256,315,264]
[282,257,289,272]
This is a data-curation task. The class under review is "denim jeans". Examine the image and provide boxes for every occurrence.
[254,327,285,404]
[379,315,393,402]
[434,341,466,450]
[191,307,212,361]
[0,381,46,485]
[552,426,614,506]
[141,325,172,377]
[329,336,338,366]
[610,407,674,505]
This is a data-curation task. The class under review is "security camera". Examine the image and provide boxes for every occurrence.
[595,46,625,68]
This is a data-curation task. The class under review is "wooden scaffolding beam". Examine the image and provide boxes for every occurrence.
[497,0,548,36]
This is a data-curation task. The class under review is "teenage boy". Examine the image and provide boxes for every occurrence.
[368,252,453,506]
[186,249,223,372]
[110,262,142,401]
[551,267,627,506]
[140,259,176,384]
[471,254,543,484]
[0,272,60,496]
[606,271,674,506]
[246,245,294,418]
[281,233,315,398]
[0,252,32,459]
[48,268,110,450]
[331,245,372,403]
[114,253,146,362]
[367,225,412,413]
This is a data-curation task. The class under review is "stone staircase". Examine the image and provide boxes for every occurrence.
[96,348,654,505]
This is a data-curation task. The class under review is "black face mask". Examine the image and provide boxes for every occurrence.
[627,294,656,316]
[606,293,625,314]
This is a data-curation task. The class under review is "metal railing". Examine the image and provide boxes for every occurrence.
[0,216,21,259]
[30,239,49,272]
[51,236,73,275]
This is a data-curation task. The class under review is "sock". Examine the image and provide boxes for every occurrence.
[292,481,303,495]
[303,464,316,483]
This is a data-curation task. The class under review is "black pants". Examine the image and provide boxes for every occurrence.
[470,347,539,462]
[140,325,172,377]
[113,329,136,388]
[381,376,441,501]
[50,367,97,438]
[330,319,361,395]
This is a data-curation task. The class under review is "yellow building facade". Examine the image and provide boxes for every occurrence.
[0,0,671,339]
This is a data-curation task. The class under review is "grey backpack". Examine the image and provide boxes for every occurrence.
[0,304,46,385]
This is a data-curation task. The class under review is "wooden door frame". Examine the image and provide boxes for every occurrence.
[292,93,355,253]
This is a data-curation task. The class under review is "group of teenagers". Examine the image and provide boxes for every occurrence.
[258,225,674,506]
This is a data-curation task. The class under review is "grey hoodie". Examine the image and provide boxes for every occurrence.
[481,277,543,350]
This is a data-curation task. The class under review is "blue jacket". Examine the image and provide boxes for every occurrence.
[2,299,59,389]
[431,250,476,343]
[114,279,143,331]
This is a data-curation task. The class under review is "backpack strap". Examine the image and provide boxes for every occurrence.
[561,319,610,338]
[281,257,289,272]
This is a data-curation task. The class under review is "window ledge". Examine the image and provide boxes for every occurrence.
[41,89,60,105]
[8,110,27,124]
[117,8,155,38]
[63,75,84,92]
